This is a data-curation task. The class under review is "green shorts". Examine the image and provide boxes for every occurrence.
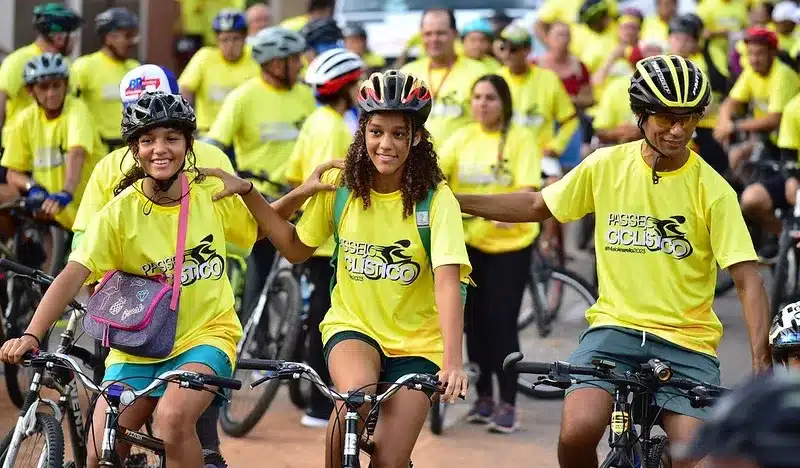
[323,331,440,383]
[103,345,233,406]
[565,326,721,420]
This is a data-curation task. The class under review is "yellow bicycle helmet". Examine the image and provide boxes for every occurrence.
[629,55,711,115]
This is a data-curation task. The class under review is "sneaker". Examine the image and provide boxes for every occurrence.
[300,407,331,428]
[466,397,495,424]
[488,403,519,434]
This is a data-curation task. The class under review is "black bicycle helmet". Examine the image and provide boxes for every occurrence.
[770,301,800,363]
[342,23,367,38]
[579,0,611,24]
[357,70,432,124]
[33,3,82,35]
[121,91,196,142]
[301,17,343,50]
[629,54,711,115]
[676,371,800,468]
[95,7,138,37]
[668,13,704,40]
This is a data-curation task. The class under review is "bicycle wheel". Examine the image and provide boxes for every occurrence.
[0,412,64,468]
[646,435,671,468]
[771,227,799,319]
[3,269,44,408]
[428,399,447,435]
[221,268,302,437]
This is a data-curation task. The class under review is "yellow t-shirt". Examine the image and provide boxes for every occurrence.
[286,105,353,258]
[541,140,757,356]
[0,43,44,135]
[569,24,619,74]
[593,75,636,131]
[2,96,102,229]
[72,140,235,233]
[498,65,578,154]
[71,51,140,143]
[640,15,670,46]
[695,0,748,34]
[207,77,316,196]
[70,175,257,367]
[400,56,486,148]
[537,0,619,24]
[728,59,800,142]
[280,14,310,32]
[479,56,503,73]
[362,51,386,69]
[177,0,246,45]
[178,46,260,132]
[295,169,471,367]
[778,93,800,153]
[439,123,542,253]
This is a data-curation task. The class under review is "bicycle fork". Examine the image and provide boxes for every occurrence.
[602,388,641,468]
[98,386,123,467]
[343,411,360,468]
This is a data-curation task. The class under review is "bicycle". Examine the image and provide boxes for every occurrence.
[0,198,71,408]
[236,358,451,468]
[219,250,303,437]
[504,352,726,468]
[0,259,237,468]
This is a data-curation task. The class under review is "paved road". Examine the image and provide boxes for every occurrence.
[0,239,762,467]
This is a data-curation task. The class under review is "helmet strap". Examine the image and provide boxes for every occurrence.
[145,160,186,194]
[638,115,668,185]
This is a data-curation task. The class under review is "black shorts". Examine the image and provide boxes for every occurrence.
[762,174,790,211]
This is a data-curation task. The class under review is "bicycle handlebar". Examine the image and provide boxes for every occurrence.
[0,258,85,311]
[238,359,448,406]
[504,352,727,407]
[22,351,241,404]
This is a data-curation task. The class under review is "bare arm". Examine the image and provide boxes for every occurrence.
[240,187,316,262]
[27,262,90,342]
[736,112,782,134]
[269,184,312,220]
[729,260,772,372]
[6,169,33,192]
[717,97,742,126]
[572,84,594,111]
[435,264,464,370]
[63,147,86,194]
[456,191,553,223]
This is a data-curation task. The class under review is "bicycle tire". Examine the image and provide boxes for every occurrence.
[287,331,311,410]
[203,449,228,468]
[428,400,446,435]
[220,269,302,437]
[4,271,37,408]
[0,412,64,468]
[646,435,671,468]
[528,266,598,339]
[771,227,797,319]
[517,267,546,333]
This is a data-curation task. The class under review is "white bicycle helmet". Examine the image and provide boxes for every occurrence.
[251,26,306,65]
[305,48,364,96]
[24,53,69,85]
[770,301,800,362]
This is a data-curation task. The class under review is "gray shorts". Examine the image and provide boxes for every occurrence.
[565,326,721,420]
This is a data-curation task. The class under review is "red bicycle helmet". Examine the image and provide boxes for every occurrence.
[744,26,779,50]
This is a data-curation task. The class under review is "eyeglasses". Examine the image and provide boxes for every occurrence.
[649,112,701,129]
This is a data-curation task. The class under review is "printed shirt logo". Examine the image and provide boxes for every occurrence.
[457,159,514,187]
[140,234,225,285]
[512,107,545,129]
[340,238,421,285]
[259,120,303,142]
[430,91,464,119]
[34,147,65,170]
[604,213,694,259]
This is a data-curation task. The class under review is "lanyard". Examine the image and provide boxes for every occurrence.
[427,59,456,99]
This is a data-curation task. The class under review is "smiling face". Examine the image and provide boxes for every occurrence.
[642,111,699,158]
[365,112,417,177]
[135,127,188,180]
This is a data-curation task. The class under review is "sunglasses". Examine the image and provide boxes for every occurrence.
[649,112,701,129]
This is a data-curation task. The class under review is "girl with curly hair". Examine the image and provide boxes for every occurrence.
[205,69,472,467]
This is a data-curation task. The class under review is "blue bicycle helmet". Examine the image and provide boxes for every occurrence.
[461,18,494,38]
[212,9,247,33]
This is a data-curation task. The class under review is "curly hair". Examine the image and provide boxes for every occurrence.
[114,128,204,198]
[343,113,444,217]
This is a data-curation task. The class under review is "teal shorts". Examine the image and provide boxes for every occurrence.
[565,326,721,420]
[103,345,233,406]
[324,331,440,383]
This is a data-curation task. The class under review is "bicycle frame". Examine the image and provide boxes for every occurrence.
[600,386,648,468]
[236,252,285,355]
[97,385,166,467]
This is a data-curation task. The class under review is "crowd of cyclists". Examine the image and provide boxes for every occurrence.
[0,0,798,466]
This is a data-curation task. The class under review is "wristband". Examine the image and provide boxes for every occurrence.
[21,333,40,348]
[243,181,254,196]
[47,190,74,208]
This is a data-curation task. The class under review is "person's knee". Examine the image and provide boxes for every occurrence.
[740,183,771,217]
[558,389,612,450]
[786,177,800,206]
[154,400,204,445]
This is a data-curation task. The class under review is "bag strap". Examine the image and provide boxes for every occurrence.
[415,187,435,264]
[329,186,351,294]
[170,174,190,311]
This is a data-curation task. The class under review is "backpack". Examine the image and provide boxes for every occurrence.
[329,185,468,305]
